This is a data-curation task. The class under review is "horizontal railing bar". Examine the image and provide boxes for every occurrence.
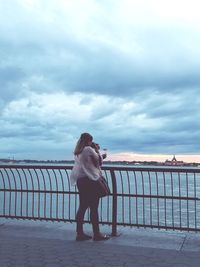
[0,189,79,194]
[0,215,112,225]
[1,215,199,232]
[115,223,200,232]
[103,166,200,173]
[116,193,200,200]
[0,165,73,170]
[1,189,198,201]
[0,215,75,222]
[1,164,200,173]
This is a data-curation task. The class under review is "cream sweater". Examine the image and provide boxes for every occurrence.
[70,146,102,186]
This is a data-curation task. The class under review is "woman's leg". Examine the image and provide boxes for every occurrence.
[89,182,110,241]
[76,178,90,235]
[76,193,89,234]
[89,196,100,235]
[76,177,109,241]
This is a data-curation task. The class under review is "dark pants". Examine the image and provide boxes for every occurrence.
[76,177,100,235]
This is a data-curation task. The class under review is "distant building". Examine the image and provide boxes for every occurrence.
[165,155,184,166]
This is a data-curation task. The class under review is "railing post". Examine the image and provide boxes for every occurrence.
[110,169,117,236]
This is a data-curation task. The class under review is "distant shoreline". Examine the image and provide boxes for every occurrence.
[0,158,199,167]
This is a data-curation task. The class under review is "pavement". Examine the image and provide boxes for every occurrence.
[1,220,200,267]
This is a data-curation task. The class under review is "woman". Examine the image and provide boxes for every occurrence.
[70,133,110,241]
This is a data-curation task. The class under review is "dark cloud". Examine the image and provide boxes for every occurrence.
[1,16,200,102]
[46,43,200,97]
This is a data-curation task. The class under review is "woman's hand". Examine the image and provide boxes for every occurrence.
[102,153,107,159]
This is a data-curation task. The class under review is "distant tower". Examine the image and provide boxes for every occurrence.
[172,155,177,162]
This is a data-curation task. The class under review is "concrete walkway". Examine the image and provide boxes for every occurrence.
[1,220,200,267]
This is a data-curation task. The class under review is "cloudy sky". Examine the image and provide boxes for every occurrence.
[1,0,200,162]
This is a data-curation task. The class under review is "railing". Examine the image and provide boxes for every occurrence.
[1,164,200,234]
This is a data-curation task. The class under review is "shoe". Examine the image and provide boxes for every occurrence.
[93,233,110,241]
[76,233,92,241]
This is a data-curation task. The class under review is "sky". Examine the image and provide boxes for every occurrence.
[1,0,200,162]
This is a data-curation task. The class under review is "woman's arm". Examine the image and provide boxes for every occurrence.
[83,146,100,168]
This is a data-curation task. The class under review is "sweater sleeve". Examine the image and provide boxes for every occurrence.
[83,146,100,165]
[79,146,102,181]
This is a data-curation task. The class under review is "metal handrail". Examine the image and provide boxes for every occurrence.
[1,164,200,234]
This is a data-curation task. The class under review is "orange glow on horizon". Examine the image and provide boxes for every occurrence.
[107,153,200,163]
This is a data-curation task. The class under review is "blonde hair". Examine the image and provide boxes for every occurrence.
[74,133,93,155]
